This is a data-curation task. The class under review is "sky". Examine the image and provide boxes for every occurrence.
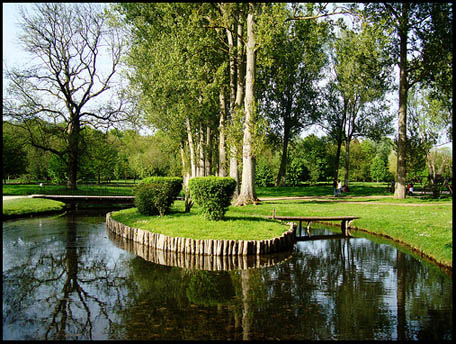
[3,3,24,90]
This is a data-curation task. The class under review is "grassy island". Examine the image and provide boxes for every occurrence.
[111,194,452,270]
[110,205,289,241]
[2,197,65,219]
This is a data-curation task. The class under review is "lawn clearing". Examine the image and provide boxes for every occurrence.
[111,198,452,269]
[3,198,66,217]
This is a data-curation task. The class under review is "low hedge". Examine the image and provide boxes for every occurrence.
[134,177,183,216]
[189,176,236,221]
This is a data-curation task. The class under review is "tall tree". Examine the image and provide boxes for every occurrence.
[3,3,129,190]
[233,2,259,206]
[256,3,329,187]
[364,3,453,199]
[321,23,394,188]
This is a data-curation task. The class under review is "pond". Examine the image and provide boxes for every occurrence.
[2,210,453,340]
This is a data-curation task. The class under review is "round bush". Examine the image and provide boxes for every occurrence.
[134,176,183,216]
[188,176,236,221]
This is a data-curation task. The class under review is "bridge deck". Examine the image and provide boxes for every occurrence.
[265,211,359,237]
[30,194,135,203]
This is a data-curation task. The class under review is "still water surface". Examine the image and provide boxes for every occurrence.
[2,211,453,340]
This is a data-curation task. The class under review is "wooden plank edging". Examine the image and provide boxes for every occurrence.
[106,212,295,256]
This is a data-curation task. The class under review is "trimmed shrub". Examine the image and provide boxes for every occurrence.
[134,176,182,216]
[189,176,236,221]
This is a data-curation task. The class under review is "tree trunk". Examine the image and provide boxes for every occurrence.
[66,117,79,190]
[180,143,193,212]
[198,122,205,177]
[218,89,227,177]
[227,27,237,114]
[394,3,409,199]
[333,136,342,181]
[230,20,244,198]
[206,124,212,176]
[185,117,197,178]
[275,124,290,187]
[343,137,350,187]
[234,4,258,206]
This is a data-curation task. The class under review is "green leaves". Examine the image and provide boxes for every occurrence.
[134,177,183,216]
[189,176,236,221]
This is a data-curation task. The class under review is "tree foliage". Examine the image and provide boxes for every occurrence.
[3,3,130,189]
[256,3,330,186]
[363,2,453,198]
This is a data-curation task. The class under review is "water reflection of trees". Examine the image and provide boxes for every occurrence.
[3,215,129,340]
[108,230,452,340]
[3,218,452,340]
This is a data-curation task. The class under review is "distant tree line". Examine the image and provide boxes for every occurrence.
[3,120,452,188]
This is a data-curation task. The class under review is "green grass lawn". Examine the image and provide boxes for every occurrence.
[256,182,392,197]
[229,199,452,266]
[112,196,452,269]
[2,183,135,196]
[2,198,66,218]
[111,206,289,241]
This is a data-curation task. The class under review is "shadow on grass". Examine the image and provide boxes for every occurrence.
[223,215,275,223]
[261,199,380,206]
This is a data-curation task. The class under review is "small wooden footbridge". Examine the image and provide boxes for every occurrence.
[265,209,359,239]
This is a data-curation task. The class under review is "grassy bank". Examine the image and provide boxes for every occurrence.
[2,183,135,196]
[229,199,452,269]
[111,197,452,270]
[3,198,66,218]
[110,206,289,241]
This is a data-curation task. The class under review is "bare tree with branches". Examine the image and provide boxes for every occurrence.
[3,3,131,189]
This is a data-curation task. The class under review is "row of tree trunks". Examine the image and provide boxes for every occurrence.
[180,3,257,206]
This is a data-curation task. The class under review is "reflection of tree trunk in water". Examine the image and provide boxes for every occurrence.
[229,304,241,338]
[47,216,80,339]
[241,269,251,340]
[396,251,406,340]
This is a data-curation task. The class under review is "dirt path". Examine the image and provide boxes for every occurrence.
[259,195,452,207]
[3,196,30,201]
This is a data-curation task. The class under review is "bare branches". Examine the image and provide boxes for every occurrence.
[3,3,129,188]
[285,3,362,23]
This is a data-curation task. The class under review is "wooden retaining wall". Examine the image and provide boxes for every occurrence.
[106,212,296,256]
[107,228,293,271]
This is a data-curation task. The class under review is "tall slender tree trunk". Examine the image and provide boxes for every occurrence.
[230,20,244,198]
[206,124,212,176]
[394,3,409,199]
[198,122,205,177]
[218,89,227,177]
[275,124,290,187]
[66,116,80,190]
[343,137,351,187]
[333,135,342,181]
[234,4,258,206]
[180,143,193,212]
[185,117,197,178]
[275,96,294,187]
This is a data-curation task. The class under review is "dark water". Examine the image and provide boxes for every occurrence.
[2,211,453,340]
